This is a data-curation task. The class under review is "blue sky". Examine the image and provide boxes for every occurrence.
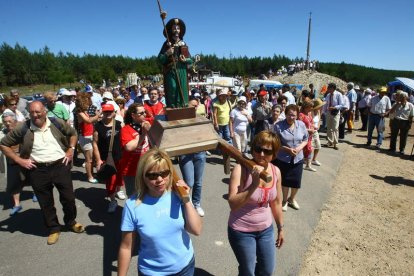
[1,0,413,71]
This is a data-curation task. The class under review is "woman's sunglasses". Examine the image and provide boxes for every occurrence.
[253,146,273,156]
[145,169,171,180]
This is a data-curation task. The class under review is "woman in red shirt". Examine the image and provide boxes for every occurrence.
[76,93,101,183]
[120,103,151,196]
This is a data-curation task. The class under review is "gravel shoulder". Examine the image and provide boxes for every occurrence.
[300,120,414,275]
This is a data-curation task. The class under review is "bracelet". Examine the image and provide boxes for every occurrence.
[277,224,284,231]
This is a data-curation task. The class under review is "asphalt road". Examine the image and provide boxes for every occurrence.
[0,137,343,276]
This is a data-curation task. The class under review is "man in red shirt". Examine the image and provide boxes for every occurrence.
[144,87,165,125]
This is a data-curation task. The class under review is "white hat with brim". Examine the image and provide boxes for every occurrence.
[218,88,229,96]
[61,90,72,96]
[102,92,114,100]
[238,96,247,103]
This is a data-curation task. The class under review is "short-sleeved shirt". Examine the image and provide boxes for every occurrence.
[283,92,296,105]
[392,102,414,120]
[368,95,391,115]
[230,108,249,133]
[56,101,76,126]
[274,119,308,164]
[48,104,69,121]
[94,120,122,161]
[213,100,231,126]
[121,192,194,275]
[347,89,357,103]
[144,101,165,125]
[358,94,371,108]
[120,124,150,176]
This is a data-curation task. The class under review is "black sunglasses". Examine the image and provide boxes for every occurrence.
[135,111,146,116]
[145,169,171,180]
[253,146,273,156]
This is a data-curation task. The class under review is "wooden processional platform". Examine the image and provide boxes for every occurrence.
[148,107,219,157]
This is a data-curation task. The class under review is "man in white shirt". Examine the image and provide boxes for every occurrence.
[0,101,85,245]
[323,83,344,149]
[388,91,413,154]
[366,87,391,149]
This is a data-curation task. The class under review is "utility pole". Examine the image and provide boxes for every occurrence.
[306,12,312,70]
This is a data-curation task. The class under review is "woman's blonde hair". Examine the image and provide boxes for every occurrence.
[135,148,174,204]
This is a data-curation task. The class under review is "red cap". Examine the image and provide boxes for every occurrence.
[101,104,114,112]
[258,90,268,97]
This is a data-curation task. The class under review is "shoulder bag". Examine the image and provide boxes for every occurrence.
[96,119,117,181]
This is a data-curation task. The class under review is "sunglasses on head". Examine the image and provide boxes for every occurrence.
[253,146,273,156]
[145,169,171,180]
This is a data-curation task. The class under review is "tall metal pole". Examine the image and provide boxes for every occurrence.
[306,12,312,70]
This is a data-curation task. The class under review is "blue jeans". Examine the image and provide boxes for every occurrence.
[138,255,195,276]
[228,225,276,276]
[179,152,206,206]
[218,124,232,144]
[367,114,384,145]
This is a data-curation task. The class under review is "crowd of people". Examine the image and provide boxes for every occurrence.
[0,79,412,274]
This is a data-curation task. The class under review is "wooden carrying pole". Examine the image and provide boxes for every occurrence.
[217,139,272,183]
[172,165,190,203]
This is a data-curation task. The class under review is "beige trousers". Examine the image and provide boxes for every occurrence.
[326,111,340,145]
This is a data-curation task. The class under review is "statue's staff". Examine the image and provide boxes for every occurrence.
[156,0,186,106]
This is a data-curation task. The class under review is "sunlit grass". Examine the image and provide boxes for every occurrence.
[0,83,82,96]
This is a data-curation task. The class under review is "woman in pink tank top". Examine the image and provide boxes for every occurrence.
[227,130,285,276]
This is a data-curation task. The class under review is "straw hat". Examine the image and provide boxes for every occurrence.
[312,98,326,110]
[379,86,388,93]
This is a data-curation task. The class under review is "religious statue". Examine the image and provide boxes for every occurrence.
[158,18,193,108]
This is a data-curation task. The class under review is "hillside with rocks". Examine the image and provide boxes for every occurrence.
[272,71,348,92]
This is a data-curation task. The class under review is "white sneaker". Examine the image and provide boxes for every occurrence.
[304,166,317,172]
[282,202,288,212]
[288,199,300,210]
[195,206,205,217]
[107,200,118,213]
[116,190,126,200]
[311,160,321,166]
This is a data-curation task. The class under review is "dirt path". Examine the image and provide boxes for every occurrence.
[300,120,414,275]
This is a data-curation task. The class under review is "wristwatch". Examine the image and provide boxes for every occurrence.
[70,146,76,150]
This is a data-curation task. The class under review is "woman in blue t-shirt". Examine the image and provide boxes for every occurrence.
[118,148,202,276]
